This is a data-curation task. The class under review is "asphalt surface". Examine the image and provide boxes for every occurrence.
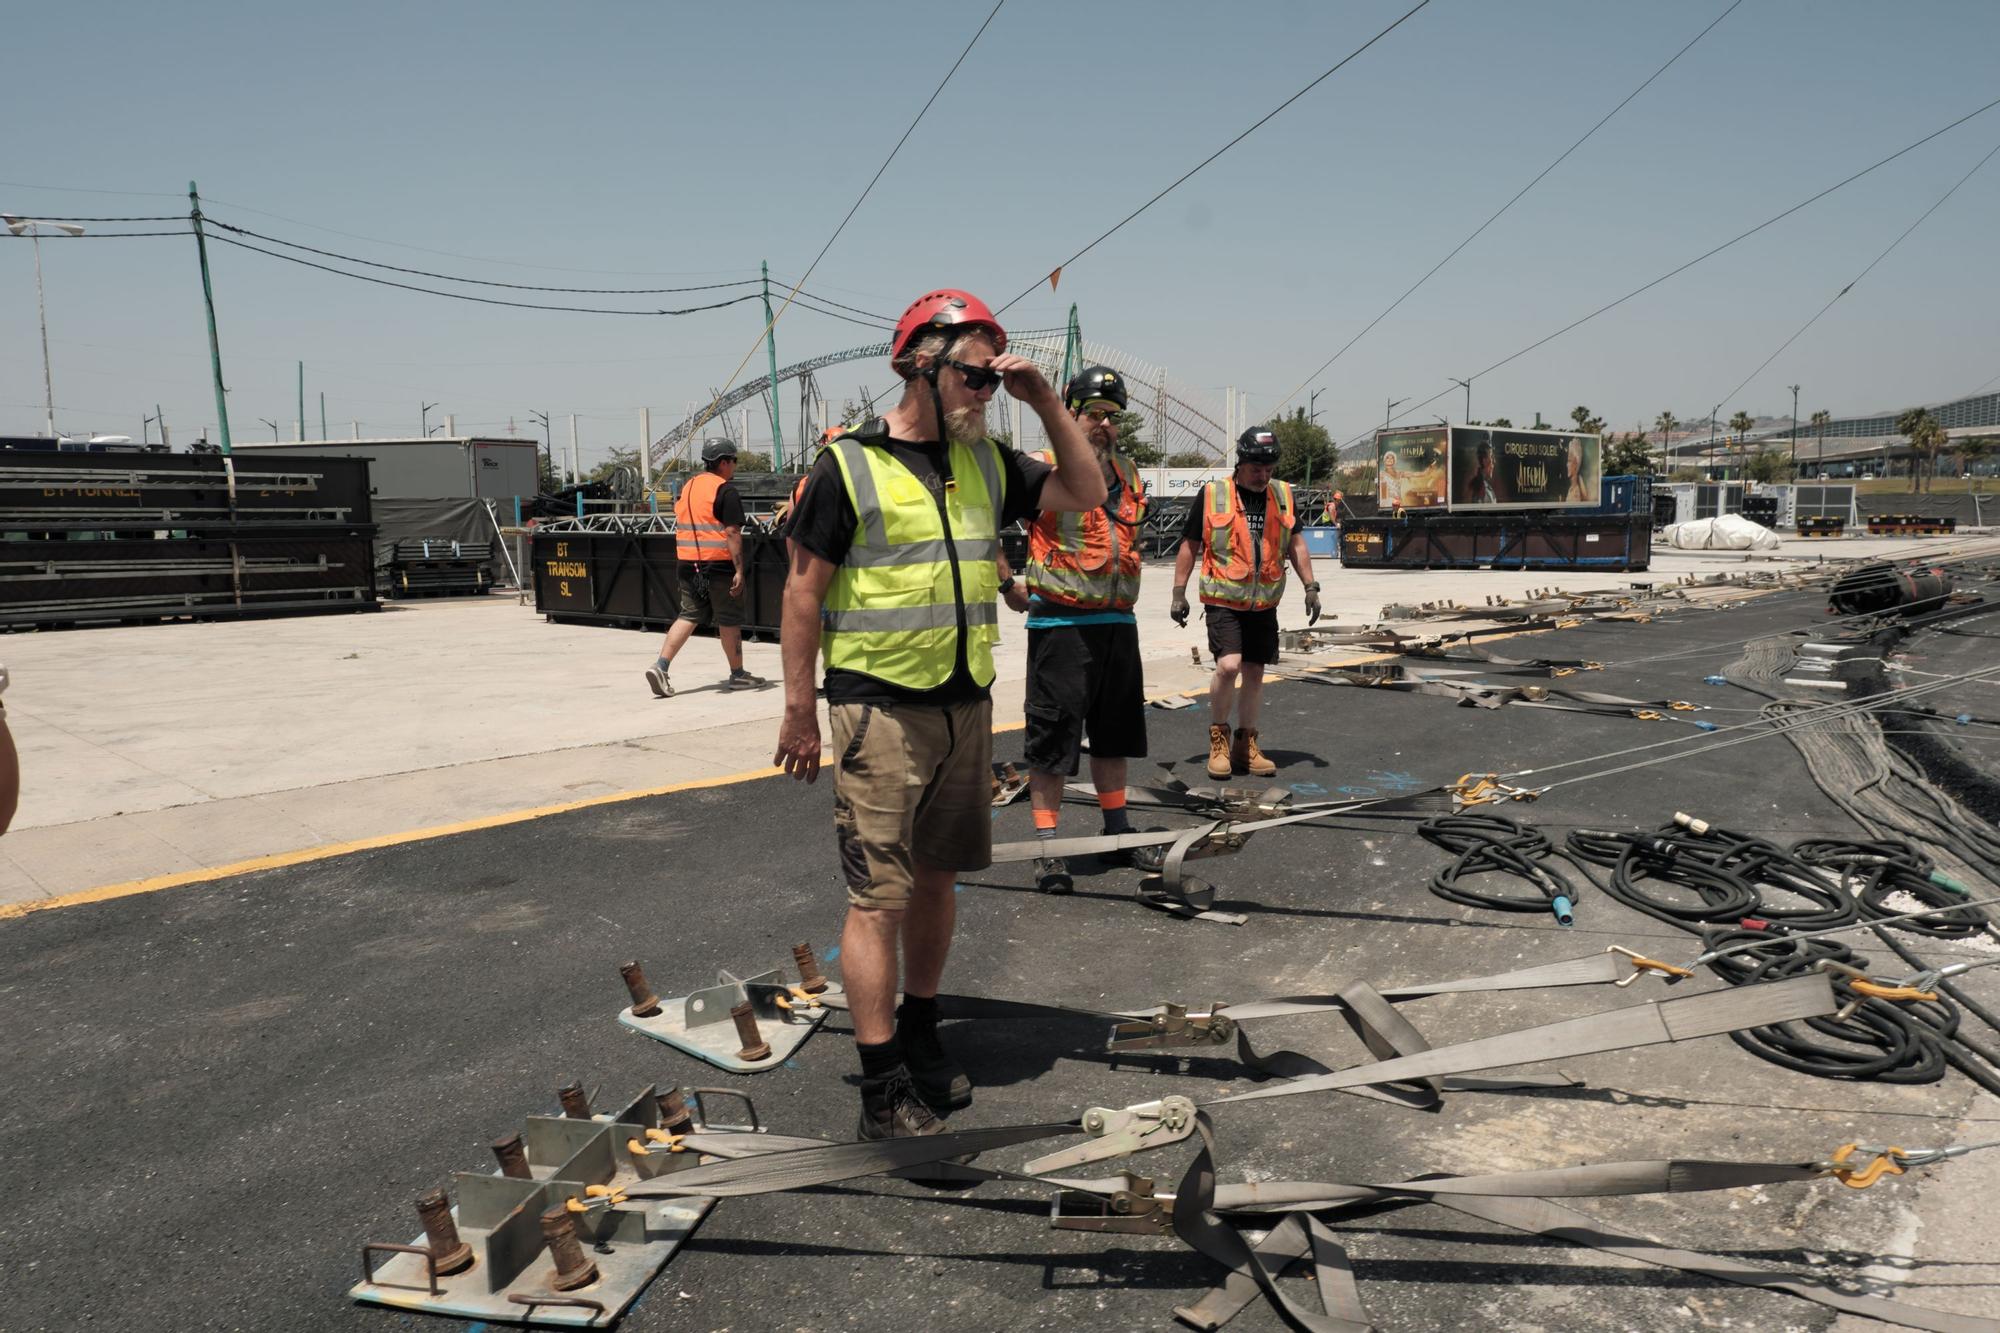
[4,588,1997,1332]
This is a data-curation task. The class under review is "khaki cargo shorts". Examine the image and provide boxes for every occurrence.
[830,698,993,909]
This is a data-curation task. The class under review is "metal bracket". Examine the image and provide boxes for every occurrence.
[1107,1003,1237,1052]
[621,960,839,1073]
[1051,1174,1174,1233]
[1450,773,1539,808]
[1024,1095,1199,1174]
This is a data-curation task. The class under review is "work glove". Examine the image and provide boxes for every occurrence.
[1303,582,1323,626]
[1170,587,1190,627]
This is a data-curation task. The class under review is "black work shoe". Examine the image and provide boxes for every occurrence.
[899,1006,974,1113]
[1098,828,1168,871]
[1034,855,1074,895]
[856,1067,948,1141]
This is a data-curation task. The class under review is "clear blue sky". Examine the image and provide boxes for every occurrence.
[4,0,1997,464]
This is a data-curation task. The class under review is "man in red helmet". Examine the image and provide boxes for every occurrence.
[774,290,1105,1144]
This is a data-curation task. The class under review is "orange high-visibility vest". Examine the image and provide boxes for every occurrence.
[1197,478,1295,610]
[1025,451,1147,610]
[674,472,733,563]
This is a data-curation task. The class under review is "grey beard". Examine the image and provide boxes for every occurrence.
[944,403,987,445]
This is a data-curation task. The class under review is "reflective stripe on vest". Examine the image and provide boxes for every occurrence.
[822,437,1004,690]
[1198,478,1295,610]
[1025,450,1148,610]
[674,472,733,562]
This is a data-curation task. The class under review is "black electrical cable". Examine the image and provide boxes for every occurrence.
[993,0,1431,315]
[1349,88,2000,448]
[0,230,192,239]
[203,220,762,294]
[0,213,187,222]
[1559,820,2000,1093]
[1416,812,1584,924]
[203,232,769,316]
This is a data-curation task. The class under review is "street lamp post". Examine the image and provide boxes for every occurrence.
[1788,383,1800,476]
[1385,396,1408,428]
[420,401,438,438]
[258,417,281,441]
[3,214,86,439]
[1449,378,1471,424]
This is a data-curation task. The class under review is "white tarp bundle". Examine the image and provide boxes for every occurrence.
[1662,514,1782,550]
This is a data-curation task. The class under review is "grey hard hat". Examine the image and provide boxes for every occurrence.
[700,437,739,464]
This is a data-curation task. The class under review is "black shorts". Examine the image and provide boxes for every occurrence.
[1204,605,1280,666]
[675,562,743,628]
[1023,621,1148,776]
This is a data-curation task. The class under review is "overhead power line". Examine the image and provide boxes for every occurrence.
[993,0,1432,316]
[0,213,186,222]
[1710,134,2000,415]
[0,230,192,239]
[675,0,1007,455]
[204,220,761,294]
[1272,0,1743,417]
[1353,89,2000,449]
[204,232,768,316]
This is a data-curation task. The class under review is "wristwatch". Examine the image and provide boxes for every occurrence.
[997,577,1016,594]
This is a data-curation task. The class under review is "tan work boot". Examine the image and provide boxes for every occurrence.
[1232,727,1277,777]
[1206,722,1233,780]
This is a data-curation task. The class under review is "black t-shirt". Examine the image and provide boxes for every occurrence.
[1181,480,1270,551]
[679,476,746,577]
[789,428,1052,706]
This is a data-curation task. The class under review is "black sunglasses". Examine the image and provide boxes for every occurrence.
[943,357,1004,392]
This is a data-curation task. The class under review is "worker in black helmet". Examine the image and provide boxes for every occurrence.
[1003,366,1162,893]
[647,436,767,697]
[1172,425,1321,780]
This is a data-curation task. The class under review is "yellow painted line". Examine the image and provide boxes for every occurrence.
[6,716,1040,923]
[1,760,797,922]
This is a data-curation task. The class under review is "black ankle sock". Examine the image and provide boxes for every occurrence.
[857,1037,903,1082]
[897,994,939,1031]
[1101,807,1132,835]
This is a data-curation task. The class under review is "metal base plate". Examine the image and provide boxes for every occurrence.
[618,985,842,1072]
[351,1195,714,1327]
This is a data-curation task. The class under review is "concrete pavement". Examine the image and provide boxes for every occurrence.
[1,532,1976,905]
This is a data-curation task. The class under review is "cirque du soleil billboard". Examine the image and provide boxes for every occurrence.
[1377,425,1601,511]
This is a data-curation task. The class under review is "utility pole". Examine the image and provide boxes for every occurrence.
[421,401,437,438]
[1449,377,1472,423]
[1308,388,1324,423]
[640,407,653,495]
[1708,409,1719,480]
[760,260,783,468]
[530,410,552,486]
[319,392,326,440]
[157,406,169,448]
[188,183,232,454]
[1,217,83,438]
[568,413,580,484]
[1788,383,1800,475]
[297,361,305,440]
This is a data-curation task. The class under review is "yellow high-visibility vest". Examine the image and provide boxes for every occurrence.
[822,434,1003,690]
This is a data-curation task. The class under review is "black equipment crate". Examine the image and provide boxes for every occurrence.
[533,527,787,635]
[0,451,372,532]
[1867,513,1956,535]
[1340,512,1651,571]
[388,537,494,598]
[1798,514,1847,538]
[0,528,378,627]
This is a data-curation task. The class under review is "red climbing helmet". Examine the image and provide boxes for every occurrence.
[890,289,1007,374]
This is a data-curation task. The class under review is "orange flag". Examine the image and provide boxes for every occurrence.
[1047,266,1062,292]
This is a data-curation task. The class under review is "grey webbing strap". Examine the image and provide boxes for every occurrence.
[991,785,1453,863]
[1209,1158,1826,1212]
[1334,981,1441,1099]
[1222,951,1629,1020]
[1431,1191,2000,1333]
[1170,1116,1372,1333]
[623,1121,1075,1199]
[1174,1211,1365,1332]
[1210,974,1835,1107]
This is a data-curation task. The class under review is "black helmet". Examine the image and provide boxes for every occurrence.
[700,437,738,465]
[1237,425,1280,464]
[1064,365,1128,413]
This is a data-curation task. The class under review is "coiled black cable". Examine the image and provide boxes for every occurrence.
[1417,813,1584,924]
[1556,819,2000,1093]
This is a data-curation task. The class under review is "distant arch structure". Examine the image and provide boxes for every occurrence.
[649,329,1238,471]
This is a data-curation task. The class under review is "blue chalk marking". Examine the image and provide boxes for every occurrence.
[1290,782,1328,797]
[824,945,840,962]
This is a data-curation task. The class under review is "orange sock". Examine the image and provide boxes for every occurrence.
[1034,807,1060,834]
[1097,789,1128,811]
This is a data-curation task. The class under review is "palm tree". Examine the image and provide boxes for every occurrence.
[1727,411,1754,479]
[1809,409,1831,475]
[1896,408,1931,492]
[1654,410,1677,473]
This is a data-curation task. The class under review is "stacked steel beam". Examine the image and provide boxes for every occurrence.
[0,447,378,628]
